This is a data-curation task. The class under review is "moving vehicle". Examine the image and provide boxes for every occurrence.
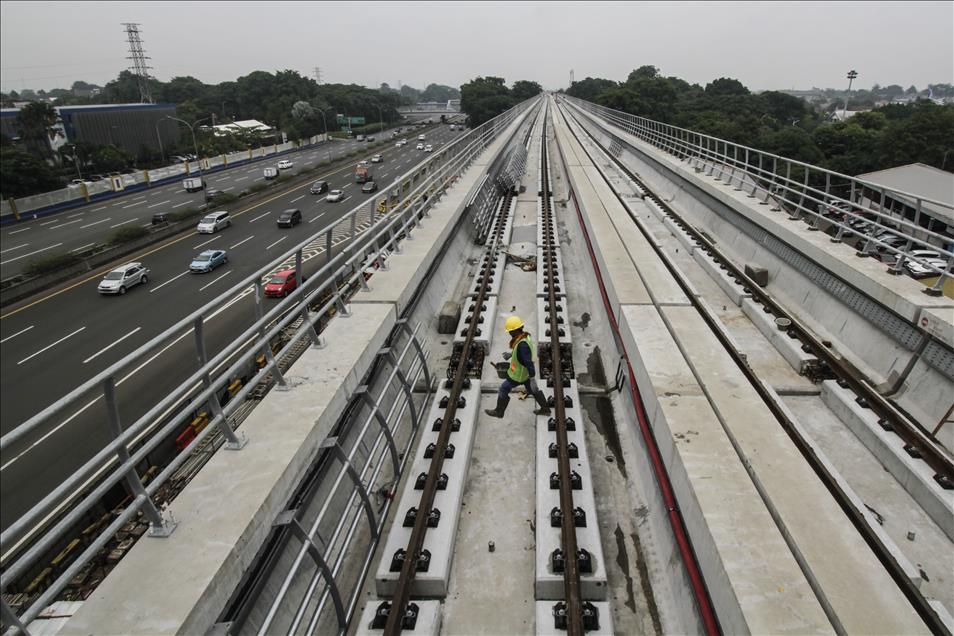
[355,165,372,183]
[183,177,205,193]
[196,211,231,233]
[361,181,378,193]
[264,268,303,298]
[190,249,228,273]
[264,166,279,180]
[277,209,302,227]
[310,180,328,194]
[371,154,383,163]
[205,189,225,202]
[277,159,294,170]
[366,136,375,142]
[98,262,149,295]
[424,144,433,153]
[151,212,170,226]
[356,134,366,141]
[326,190,345,202]
[416,143,425,150]
[418,134,426,141]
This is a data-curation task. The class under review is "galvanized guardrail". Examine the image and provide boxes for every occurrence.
[0,96,538,634]
[561,95,954,294]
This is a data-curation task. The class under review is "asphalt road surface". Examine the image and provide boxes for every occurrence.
[0,124,461,531]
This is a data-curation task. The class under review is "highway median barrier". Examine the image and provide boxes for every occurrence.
[106,225,151,246]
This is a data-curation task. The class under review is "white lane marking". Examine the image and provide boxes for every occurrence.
[341,184,351,189]
[79,218,111,229]
[83,327,142,364]
[230,235,255,249]
[222,187,234,192]
[110,219,136,228]
[193,235,220,249]
[142,222,153,227]
[308,212,326,224]
[121,200,146,209]
[235,176,248,181]
[254,177,264,181]
[0,243,29,255]
[213,176,231,182]
[0,325,34,344]
[9,228,31,235]
[149,270,189,293]
[248,210,271,223]
[17,326,86,365]
[0,243,64,265]
[199,270,231,291]
[67,212,85,219]
[147,200,171,209]
[172,201,190,208]
[46,219,84,230]
[266,237,286,249]
[70,243,96,253]
[91,206,107,211]
[39,219,61,226]
[290,195,304,203]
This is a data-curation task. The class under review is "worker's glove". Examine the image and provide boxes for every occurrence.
[502,352,512,361]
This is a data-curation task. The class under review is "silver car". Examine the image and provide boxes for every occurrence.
[197,211,230,234]
[326,189,345,202]
[98,262,149,295]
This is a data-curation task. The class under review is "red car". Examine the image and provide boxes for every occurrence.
[264,269,303,298]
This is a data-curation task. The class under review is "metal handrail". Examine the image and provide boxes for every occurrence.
[0,96,539,632]
[561,95,954,294]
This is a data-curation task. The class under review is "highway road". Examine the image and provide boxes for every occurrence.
[0,125,461,531]
[0,132,431,280]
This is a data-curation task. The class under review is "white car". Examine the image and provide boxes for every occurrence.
[98,262,149,295]
[197,210,231,233]
[416,143,425,150]
[401,138,408,145]
[395,142,402,148]
[277,159,294,170]
[895,250,948,279]
[371,154,383,163]
[418,134,426,141]
[424,144,433,153]
[326,190,345,202]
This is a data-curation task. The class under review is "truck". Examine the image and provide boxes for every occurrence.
[183,177,205,193]
[355,165,372,184]
[264,166,279,180]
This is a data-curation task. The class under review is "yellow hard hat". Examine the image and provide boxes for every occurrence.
[504,315,524,332]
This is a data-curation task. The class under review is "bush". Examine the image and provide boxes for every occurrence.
[24,252,82,277]
[169,207,203,222]
[249,182,269,193]
[212,192,238,205]
[107,225,150,246]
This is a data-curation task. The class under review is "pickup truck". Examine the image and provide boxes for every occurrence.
[183,177,205,192]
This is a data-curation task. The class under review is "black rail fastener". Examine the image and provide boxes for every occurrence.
[552,601,601,631]
[547,394,573,409]
[550,506,588,528]
[424,442,455,459]
[439,395,466,409]
[550,547,594,574]
[549,441,579,459]
[415,472,448,490]
[432,417,461,432]
[404,506,441,528]
[372,602,420,629]
[550,470,582,491]
[549,416,576,432]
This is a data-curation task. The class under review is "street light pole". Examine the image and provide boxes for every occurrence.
[843,69,858,118]
[164,115,210,179]
[154,120,166,163]
[374,104,384,134]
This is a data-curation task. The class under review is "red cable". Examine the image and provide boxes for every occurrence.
[561,162,721,636]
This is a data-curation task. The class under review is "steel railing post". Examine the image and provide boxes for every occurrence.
[193,317,248,450]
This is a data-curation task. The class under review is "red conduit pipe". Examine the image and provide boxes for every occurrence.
[558,154,721,636]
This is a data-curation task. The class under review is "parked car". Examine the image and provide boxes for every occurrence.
[277,159,294,170]
[190,249,228,273]
[98,262,149,295]
[310,180,329,194]
[371,154,383,163]
[361,181,378,193]
[277,209,302,227]
[326,189,345,202]
[264,268,304,298]
[196,211,231,234]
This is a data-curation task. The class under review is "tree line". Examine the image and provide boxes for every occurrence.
[459,78,543,127]
[565,66,954,177]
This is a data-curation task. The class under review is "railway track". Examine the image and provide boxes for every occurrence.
[559,100,952,635]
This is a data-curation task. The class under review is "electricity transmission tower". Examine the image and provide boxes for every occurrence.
[123,23,153,103]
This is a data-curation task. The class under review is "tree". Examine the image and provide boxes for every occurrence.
[511,80,542,101]
[627,65,659,82]
[420,83,460,102]
[878,102,954,172]
[16,102,58,158]
[704,77,749,96]
[1,146,62,198]
[460,76,513,126]
[89,146,134,173]
[566,77,618,101]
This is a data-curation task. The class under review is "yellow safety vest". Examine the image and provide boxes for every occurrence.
[508,334,535,382]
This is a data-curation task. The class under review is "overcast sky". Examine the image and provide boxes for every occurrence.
[1,1,952,94]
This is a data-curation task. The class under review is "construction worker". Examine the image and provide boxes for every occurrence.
[485,315,552,418]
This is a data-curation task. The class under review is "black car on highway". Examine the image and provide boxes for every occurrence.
[310,180,328,194]
[277,209,302,228]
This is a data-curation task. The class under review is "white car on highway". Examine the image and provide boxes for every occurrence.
[98,262,149,295]
[277,159,294,170]
[326,189,345,202]
[424,144,433,153]
[197,210,231,233]
[371,154,383,163]
[416,143,425,150]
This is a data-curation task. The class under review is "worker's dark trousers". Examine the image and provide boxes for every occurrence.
[498,377,548,409]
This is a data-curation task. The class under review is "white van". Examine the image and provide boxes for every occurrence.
[263,166,279,180]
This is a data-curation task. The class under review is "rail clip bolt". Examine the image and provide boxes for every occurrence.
[907,532,916,541]
[488,541,495,553]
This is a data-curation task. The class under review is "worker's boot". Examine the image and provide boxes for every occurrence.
[533,389,551,416]
[484,395,510,418]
